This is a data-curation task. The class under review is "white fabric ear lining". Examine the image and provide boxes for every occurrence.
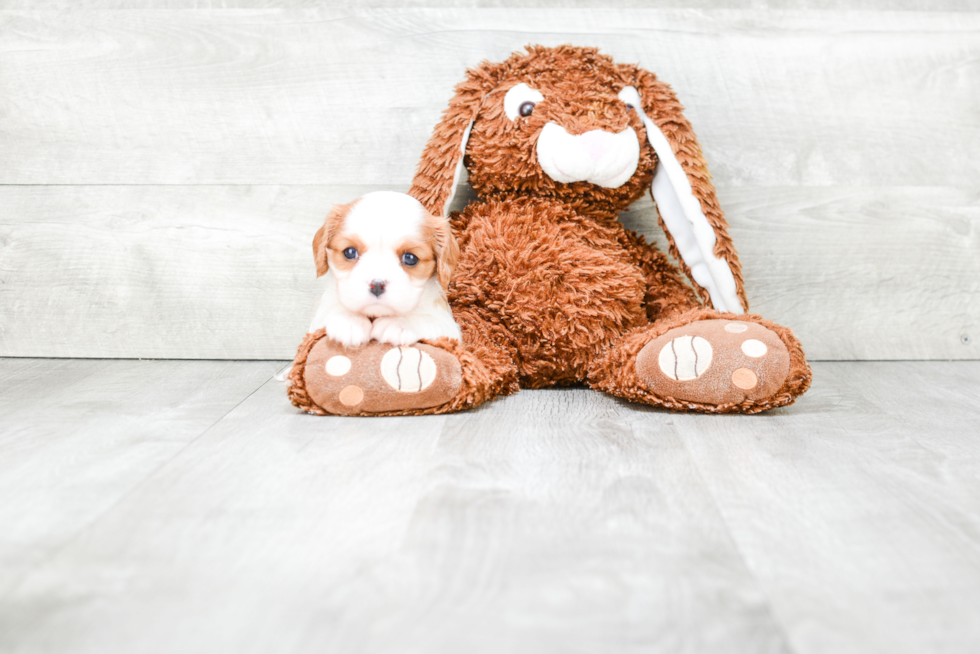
[618,86,743,315]
[442,119,474,219]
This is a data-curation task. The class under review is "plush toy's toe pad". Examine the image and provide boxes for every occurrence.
[304,338,462,415]
[636,319,790,406]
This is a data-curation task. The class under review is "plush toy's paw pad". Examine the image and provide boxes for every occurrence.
[636,319,790,405]
[303,338,462,415]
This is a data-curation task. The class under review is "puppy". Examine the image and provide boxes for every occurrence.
[308,191,462,347]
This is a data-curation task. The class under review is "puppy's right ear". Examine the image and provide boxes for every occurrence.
[312,222,330,277]
[312,202,352,277]
[409,60,505,219]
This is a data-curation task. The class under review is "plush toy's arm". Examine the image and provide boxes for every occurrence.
[620,229,701,323]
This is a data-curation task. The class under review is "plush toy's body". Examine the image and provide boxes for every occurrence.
[289,45,811,416]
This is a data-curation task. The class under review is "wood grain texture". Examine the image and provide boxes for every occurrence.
[1,9,977,186]
[0,185,334,359]
[1,360,979,653]
[674,361,980,653]
[1,7,977,360]
[0,357,280,598]
[2,184,976,360]
[0,367,790,654]
[3,1,978,9]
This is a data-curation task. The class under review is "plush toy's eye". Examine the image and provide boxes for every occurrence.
[342,247,358,260]
[401,252,419,267]
[504,82,545,121]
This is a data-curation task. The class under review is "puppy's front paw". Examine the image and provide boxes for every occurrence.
[324,313,372,348]
[370,317,420,346]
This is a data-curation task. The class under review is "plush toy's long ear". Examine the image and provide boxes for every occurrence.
[618,71,748,314]
[409,65,500,219]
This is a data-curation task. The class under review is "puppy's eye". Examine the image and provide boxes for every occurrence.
[519,101,535,117]
[342,247,358,260]
[401,252,419,267]
[625,104,635,112]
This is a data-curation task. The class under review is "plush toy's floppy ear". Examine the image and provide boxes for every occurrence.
[618,71,748,314]
[409,66,500,219]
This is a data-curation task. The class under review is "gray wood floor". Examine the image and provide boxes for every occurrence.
[1,358,979,653]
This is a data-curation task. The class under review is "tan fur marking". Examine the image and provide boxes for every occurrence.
[312,199,360,277]
[326,234,368,274]
[423,211,460,291]
[396,235,437,283]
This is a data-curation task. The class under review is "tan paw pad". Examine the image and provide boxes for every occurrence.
[731,368,758,390]
[338,385,364,406]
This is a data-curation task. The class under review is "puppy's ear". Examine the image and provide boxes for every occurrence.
[312,222,330,277]
[312,201,353,277]
[427,213,460,291]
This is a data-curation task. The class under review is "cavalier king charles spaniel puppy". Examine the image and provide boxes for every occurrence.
[308,191,461,347]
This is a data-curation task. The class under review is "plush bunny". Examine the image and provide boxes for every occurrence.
[289,44,811,416]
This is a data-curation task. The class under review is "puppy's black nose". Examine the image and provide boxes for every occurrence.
[369,279,386,297]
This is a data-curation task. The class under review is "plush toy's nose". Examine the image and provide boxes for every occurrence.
[369,279,386,297]
[580,130,613,161]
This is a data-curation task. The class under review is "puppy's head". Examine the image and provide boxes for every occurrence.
[313,191,459,318]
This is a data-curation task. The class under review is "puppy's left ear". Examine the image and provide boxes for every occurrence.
[431,215,460,291]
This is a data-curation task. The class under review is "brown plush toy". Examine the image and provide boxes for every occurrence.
[289,45,811,416]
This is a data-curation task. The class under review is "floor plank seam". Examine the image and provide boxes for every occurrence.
[0,366,278,602]
[673,424,802,654]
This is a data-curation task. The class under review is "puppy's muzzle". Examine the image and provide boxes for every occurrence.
[369,279,387,297]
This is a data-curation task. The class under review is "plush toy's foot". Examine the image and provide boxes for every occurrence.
[637,319,790,406]
[293,338,462,416]
[288,327,519,416]
[589,309,811,414]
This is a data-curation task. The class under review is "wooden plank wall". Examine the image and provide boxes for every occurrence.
[1,5,977,360]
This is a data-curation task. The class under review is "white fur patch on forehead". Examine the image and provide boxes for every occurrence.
[342,191,427,241]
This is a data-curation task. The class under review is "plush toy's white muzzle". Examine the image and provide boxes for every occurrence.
[536,123,640,188]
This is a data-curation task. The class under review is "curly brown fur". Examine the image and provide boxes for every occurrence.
[449,196,652,387]
[618,227,702,322]
[287,328,328,415]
